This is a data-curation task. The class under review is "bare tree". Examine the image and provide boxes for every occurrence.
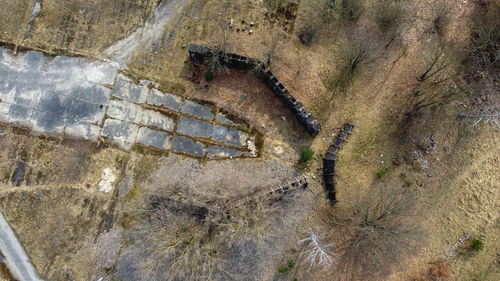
[458,93,500,131]
[319,187,422,281]
[298,232,337,270]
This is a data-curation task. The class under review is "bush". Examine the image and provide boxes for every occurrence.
[434,8,450,36]
[301,147,314,162]
[205,71,213,81]
[339,0,363,22]
[278,266,289,273]
[472,239,484,252]
[377,169,388,179]
[468,3,500,72]
[375,0,404,33]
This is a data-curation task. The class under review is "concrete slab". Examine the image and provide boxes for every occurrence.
[100,119,139,150]
[216,113,234,126]
[146,88,183,112]
[20,51,44,70]
[136,127,173,150]
[224,128,248,148]
[213,125,228,143]
[64,122,101,142]
[0,103,33,127]
[73,84,112,105]
[107,99,143,124]
[140,109,175,132]
[172,136,207,157]
[207,145,243,158]
[176,116,213,139]
[181,100,214,120]
[32,91,72,118]
[30,110,66,135]
[84,62,119,85]
[67,99,106,125]
[112,74,149,103]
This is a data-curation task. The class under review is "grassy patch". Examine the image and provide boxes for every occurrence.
[301,147,314,162]
[377,169,388,179]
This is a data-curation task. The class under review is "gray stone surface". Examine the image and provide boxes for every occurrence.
[136,127,173,150]
[107,100,143,124]
[225,128,248,148]
[216,113,234,126]
[181,100,214,120]
[147,89,183,112]
[172,136,206,157]
[112,74,149,103]
[65,122,101,142]
[73,85,112,105]
[176,116,213,139]
[140,109,175,132]
[101,119,139,150]
[67,99,106,124]
[21,51,44,70]
[31,110,66,134]
[0,103,33,127]
[207,145,243,158]
[213,125,228,143]
[0,48,258,159]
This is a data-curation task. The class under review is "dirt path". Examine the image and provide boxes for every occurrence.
[0,211,42,281]
[104,0,191,66]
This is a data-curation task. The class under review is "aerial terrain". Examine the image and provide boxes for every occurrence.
[0,0,498,281]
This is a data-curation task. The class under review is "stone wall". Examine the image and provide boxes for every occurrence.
[188,43,322,136]
[323,124,355,204]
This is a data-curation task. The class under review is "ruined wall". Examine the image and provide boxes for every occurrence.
[323,124,354,203]
[188,43,322,136]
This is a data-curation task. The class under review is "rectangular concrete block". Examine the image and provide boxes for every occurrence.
[84,62,119,85]
[136,127,173,150]
[207,145,243,159]
[181,100,214,120]
[224,128,248,148]
[112,74,149,103]
[100,119,139,150]
[172,135,207,157]
[64,122,101,142]
[140,109,175,132]
[176,116,213,139]
[73,84,112,105]
[146,88,183,112]
[30,110,66,135]
[107,99,143,124]
[67,99,106,125]
[0,103,33,127]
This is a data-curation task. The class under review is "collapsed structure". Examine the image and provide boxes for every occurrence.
[188,43,322,135]
[323,124,355,203]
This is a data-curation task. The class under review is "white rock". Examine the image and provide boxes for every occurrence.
[98,168,116,193]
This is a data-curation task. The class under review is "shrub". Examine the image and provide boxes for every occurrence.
[339,0,363,22]
[301,147,314,162]
[205,71,213,81]
[472,239,484,252]
[288,260,295,268]
[434,8,450,36]
[377,169,388,179]
[375,0,404,33]
[468,3,500,72]
[278,266,289,273]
